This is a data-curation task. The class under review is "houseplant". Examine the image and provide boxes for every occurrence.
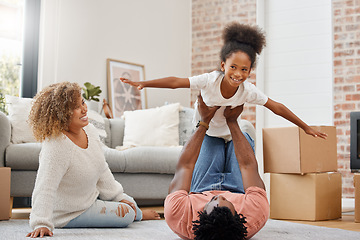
[82,82,102,102]
[82,82,102,112]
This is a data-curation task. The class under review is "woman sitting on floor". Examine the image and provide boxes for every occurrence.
[26,82,160,238]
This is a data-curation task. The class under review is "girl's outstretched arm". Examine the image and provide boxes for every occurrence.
[120,77,190,90]
[264,98,328,139]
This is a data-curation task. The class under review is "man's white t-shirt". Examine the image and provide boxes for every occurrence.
[189,71,268,139]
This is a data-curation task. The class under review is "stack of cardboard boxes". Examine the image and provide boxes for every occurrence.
[263,126,342,221]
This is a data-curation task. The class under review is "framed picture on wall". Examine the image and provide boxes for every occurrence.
[106,58,147,118]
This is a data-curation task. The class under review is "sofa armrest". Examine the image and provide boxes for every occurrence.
[239,119,256,143]
[0,111,11,167]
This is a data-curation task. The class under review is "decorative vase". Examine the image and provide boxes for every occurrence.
[85,100,99,113]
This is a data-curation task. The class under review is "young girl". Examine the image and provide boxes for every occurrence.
[121,22,327,140]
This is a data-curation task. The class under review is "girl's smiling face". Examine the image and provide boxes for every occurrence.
[221,51,252,89]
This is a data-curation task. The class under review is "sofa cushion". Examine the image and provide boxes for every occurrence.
[106,146,181,174]
[6,143,180,175]
[179,106,195,146]
[5,95,36,144]
[87,110,107,143]
[6,143,41,170]
[103,146,126,172]
[108,118,125,148]
[239,119,256,142]
[122,103,180,148]
[103,118,111,147]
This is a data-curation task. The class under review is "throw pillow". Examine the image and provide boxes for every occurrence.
[87,109,107,143]
[122,103,180,148]
[178,106,195,146]
[5,95,36,143]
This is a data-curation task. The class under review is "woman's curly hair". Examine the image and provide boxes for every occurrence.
[220,22,266,68]
[28,82,82,142]
[192,207,247,240]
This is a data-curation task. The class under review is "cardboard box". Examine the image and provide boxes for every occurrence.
[270,172,341,221]
[263,126,337,174]
[0,167,11,220]
[355,173,360,223]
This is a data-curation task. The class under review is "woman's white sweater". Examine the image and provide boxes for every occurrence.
[29,124,127,231]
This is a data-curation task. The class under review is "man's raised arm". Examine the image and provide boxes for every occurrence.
[224,105,265,190]
[168,95,219,194]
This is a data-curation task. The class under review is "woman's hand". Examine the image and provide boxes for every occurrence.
[197,95,220,124]
[26,227,53,238]
[120,199,137,220]
[120,78,144,90]
[304,127,328,139]
[223,104,244,123]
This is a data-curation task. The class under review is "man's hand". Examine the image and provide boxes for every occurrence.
[120,199,137,220]
[223,104,244,123]
[197,95,220,124]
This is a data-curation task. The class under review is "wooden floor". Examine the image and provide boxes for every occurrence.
[286,210,360,232]
[11,206,360,232]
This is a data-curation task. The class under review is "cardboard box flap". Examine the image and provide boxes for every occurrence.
[264,126,337,174]
[315,172,342,220]
[299,126,337,173]
[263,127,301,173]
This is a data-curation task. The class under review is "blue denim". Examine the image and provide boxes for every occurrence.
[63,199,142,228]
[190,132,255,194]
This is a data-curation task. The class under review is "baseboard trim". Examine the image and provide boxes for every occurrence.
[342,198,355,211]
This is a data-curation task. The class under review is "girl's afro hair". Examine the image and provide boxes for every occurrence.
[223,22,266,55]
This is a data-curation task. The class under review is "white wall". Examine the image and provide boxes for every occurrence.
[263,0,333,127]
[256,0,333,196]
[38,0,191,109]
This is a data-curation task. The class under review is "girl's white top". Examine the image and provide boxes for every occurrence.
[189,71,268,140]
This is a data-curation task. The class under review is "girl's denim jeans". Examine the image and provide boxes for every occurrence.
[190,132,255,194]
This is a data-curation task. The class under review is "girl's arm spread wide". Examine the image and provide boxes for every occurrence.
[264,98,327,139]
[120,77,190,90]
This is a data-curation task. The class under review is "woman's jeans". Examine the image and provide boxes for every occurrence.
[64,197,142,228]
[190,132,255,194]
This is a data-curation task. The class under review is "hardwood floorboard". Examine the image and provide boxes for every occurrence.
[286,213,360,232]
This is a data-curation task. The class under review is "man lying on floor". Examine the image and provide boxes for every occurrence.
[164,95,269,240]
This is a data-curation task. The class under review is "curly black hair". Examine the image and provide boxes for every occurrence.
[192,207,247,240]
[220,22,266,68]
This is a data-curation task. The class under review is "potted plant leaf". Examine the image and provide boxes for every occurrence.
[82,82,102,112]
[0,94,7,114]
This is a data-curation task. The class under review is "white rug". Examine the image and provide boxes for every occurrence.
[0,219,360,240]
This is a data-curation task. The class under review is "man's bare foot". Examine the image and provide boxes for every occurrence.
[142,209,161,220]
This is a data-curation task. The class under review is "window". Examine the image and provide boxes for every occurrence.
[0,0,24,113]
[0,0,40,114]
[21,0,40,98]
